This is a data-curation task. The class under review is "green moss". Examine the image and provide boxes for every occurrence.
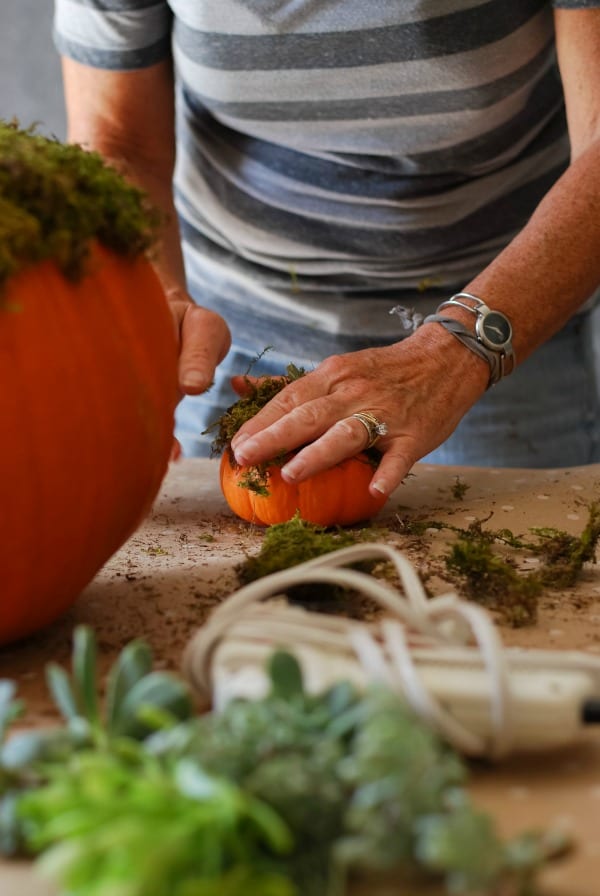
[0,121,160,287]
[393,503,600,627]
[238,513,360,584]
[237,513,384,609]
[207,361,306,459]
[531,501,600,588]
[212,355,296,494]
[446,531,542,627]
[450,477,470,501]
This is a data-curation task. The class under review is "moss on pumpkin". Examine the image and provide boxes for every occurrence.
[206,360,307,459]
[0,120,160,287]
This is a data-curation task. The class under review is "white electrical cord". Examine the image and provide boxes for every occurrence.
[183,544,600,758]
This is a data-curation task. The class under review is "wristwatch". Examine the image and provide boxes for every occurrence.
[423,292,516,388]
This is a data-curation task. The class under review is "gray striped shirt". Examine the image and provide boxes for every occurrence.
[54,1,599,356]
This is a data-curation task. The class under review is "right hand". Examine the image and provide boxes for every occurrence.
[229,323,489,497]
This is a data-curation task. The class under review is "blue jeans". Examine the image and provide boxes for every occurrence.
[176,313,600,468]
[425,312,600,467]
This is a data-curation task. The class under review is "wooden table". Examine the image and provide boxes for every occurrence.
[1,459,600,895]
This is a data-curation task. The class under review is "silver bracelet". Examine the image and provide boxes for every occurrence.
[422,292,516,388]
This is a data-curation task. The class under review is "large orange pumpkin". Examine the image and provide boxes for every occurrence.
[0,242,177,644]
[220,449,387,527]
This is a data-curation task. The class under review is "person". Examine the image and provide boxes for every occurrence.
[53,2,600,502]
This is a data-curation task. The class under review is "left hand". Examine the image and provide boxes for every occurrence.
[169,297,231,396]
[229,326,489,497]
[167,295,231,461]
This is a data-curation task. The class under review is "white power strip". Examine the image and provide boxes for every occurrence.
[183,543,600,759]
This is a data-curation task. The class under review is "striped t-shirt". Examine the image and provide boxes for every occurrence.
[53,1,599,358]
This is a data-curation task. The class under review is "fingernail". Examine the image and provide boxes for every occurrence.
[281,458,304,482]
[234,436,257,465]
[231,432,249,449]
[371,480,387,496]
[182,371,208,391]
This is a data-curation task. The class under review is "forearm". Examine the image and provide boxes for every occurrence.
[116,165,187,300]
[61,57,187,298]
[458,6,600,366]
[468,139,600,360]
[452,138,600,366]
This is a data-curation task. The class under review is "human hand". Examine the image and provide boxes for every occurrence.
[166,294,231,460]
[229,326,489,497]
[168,296,231,396]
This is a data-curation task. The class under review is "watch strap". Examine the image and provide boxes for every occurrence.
[422,313,504,388]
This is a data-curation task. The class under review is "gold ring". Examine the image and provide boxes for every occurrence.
[351,411,388,449]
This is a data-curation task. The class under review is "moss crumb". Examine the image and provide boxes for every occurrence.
[450,477,470,501]
[0,120,160,286]
[393,502,600,627]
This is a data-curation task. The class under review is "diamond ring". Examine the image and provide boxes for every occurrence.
[351,411,388,449]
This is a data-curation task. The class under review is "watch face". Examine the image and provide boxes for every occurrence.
[477,310,512,350]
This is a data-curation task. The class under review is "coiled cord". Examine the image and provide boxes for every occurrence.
[183,544,600,758]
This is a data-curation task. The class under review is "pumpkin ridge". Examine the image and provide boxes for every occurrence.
[0,245,177,644]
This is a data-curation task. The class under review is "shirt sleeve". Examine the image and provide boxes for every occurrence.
[552,1,600,7]
[53,0,173,71]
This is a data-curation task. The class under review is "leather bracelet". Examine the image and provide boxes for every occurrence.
[422,314,503,388]
[422,292,516,388]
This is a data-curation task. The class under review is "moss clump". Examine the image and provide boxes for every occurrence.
[446,530,543,627]
[237,513,384,610]
[207,361,306,458]
[238,513,361,585]
[532,501,600,588]
[0,120,160,286]
[205,360,305,494]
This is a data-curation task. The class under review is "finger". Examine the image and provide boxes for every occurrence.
[232,366,328,439]
[178,305,231,394]
[230,374,258,397]
[230,374,287,398]
[170,437,182,462]
[230,365,339,462]
[278,417,414,499]
[278,416,379,482]
[367,445,417,497]
[232,393,340,465]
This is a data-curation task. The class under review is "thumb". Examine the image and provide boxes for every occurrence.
[179,305,231,394]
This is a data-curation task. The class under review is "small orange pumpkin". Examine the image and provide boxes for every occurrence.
[220,449,387,527]
[0,242,177,645]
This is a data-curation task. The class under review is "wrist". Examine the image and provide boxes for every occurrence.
[422,292,516,389]
[412,317,490,392]
[164,285,189,303]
